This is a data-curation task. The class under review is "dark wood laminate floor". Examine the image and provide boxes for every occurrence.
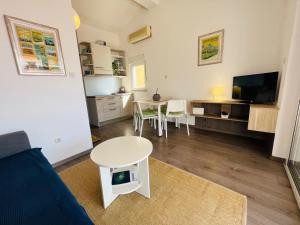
[58,119,300,225]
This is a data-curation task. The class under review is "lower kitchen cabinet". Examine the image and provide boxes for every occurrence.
[86,93,133,127]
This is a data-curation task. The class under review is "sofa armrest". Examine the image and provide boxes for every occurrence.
[0,131,31,159]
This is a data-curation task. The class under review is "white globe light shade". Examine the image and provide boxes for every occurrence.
[73,8,80,30]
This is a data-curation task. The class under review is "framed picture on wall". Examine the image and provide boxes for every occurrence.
[4,15,66,76]
[198,29,224,66]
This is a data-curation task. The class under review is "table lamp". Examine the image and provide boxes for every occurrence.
[211,87,225,100]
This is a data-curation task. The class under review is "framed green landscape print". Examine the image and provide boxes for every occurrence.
[198,29,224,66]
[5,15,66,76]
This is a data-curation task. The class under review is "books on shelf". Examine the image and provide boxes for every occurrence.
[110,165,140,195]
[111,164,139,185]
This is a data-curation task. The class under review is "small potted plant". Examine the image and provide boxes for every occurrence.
[153,88,161,101]
[112,60,121,76]
[221,111,230,119]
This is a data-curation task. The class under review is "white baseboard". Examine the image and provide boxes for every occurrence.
[52,148,92,168]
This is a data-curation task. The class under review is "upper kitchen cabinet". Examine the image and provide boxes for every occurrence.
[79,42,127,77]
[91,44,113,75]
[79,42,113,76]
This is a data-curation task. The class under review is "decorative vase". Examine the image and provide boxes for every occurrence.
[153,88,161,101]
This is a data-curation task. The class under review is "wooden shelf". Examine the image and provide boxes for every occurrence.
[191,100,249,105]
[79,42,91,46]
[191,100,252,137]
[192,114,248,123]
[83,75,94,77]
[112,54,124,59]
[80,53,93,55]
[113,75,126,78]
[191,99,276,141]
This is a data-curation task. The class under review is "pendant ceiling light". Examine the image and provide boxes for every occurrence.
[73,8,80,30]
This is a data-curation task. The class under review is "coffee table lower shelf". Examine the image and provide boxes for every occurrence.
[112,181,142,195]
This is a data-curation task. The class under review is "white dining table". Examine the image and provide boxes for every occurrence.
[133,99,168,136]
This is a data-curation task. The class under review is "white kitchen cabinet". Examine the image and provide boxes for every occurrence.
[79,42,127,77]
[91,44,113,75]
[86,94,133,127]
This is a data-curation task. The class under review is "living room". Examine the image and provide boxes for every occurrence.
[1,0,300,224]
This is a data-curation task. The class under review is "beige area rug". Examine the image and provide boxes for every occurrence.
[59,158,247,225]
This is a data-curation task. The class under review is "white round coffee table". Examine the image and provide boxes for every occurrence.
[91,136,153,208]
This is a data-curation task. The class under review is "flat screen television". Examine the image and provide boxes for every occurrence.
[232,72,279,103]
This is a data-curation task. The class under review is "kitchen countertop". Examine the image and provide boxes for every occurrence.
[86,93,132,98]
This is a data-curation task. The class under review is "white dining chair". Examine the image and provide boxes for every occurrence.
[134,104,157,132]
[133,111,140,131]
[136,102,158,137]
[162,100,190,138]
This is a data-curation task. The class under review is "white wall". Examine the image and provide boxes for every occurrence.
[0,0,93,164]
[273,0,300,159]
[77,23,120,47]
[84,76,121,96]
[77,23,122,96]
[120,0,285,102]
[277,0,298,106]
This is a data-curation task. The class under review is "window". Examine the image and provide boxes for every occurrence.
[130,60,146,91]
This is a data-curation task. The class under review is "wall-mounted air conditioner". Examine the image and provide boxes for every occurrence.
[128,26,152,44]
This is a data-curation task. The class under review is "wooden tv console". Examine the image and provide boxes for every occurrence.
[190,100,279,139]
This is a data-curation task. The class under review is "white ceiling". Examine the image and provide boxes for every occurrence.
[71,0,145,33]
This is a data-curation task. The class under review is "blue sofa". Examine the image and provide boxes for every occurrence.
[0,131,94,225]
